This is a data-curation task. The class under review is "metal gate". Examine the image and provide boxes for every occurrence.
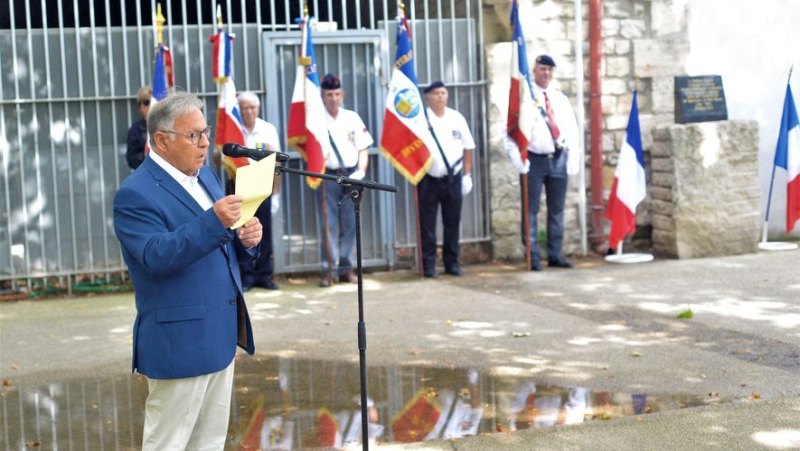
[263,19,489,274]
[262,30,394,273]
[0,0,488,287]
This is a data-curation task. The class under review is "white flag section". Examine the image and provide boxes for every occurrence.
[605,91,646,249]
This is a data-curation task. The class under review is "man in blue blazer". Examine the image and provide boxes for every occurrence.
[113,91,263,450]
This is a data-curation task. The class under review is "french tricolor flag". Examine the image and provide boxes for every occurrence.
[378,14,434,185]
[773,82,800,233]
[209,28,234,83]
[215,78,247,177]
[286,16,330,189]
[507,0,535,160]
[605,91,646,249]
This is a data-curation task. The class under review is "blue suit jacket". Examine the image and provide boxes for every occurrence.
[113,156,256,379]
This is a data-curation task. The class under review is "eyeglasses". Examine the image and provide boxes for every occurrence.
[161,125,213,145]
[139,100,151,107]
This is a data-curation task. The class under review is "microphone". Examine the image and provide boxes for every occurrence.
[222,143,290,162]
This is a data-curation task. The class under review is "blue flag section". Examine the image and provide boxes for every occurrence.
[152,44,170,101]
[768,82,800,232]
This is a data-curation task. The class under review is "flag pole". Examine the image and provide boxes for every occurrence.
[762,66,793,243]
[399,1,425,279]
[303,6,334,284]
[763,162,779,243]
[414,186,424,278]
[523,175,532,269]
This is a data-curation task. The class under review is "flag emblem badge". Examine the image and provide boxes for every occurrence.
[394,89,422,118]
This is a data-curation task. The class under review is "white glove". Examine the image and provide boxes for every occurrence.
[461,173,473,196]
[349,169,366,180]
[505,135,530,174]
[566,146,581,176]
[271,195,280,216]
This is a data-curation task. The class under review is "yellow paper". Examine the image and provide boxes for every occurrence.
[232,154,276,229]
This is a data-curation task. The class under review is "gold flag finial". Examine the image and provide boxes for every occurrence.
[399,1,405,16]
[216,4,223,30]
[155,3,166,44]
[304,0,309,18]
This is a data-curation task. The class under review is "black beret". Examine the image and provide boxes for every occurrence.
[423,80,446,94]
[320,73,341,90]
[535,54,556,67]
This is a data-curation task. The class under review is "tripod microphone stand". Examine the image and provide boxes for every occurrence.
[275,164,397,450]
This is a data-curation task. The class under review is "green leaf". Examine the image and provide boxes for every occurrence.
[676,308,694,319]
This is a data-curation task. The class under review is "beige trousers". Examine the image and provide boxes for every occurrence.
[142,359,235,451]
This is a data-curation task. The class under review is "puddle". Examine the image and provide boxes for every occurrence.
[1,356,734,449]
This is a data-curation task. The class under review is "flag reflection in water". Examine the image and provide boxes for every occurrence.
[2,357,728,449]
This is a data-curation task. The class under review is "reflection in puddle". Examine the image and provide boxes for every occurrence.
[2,356,732,449]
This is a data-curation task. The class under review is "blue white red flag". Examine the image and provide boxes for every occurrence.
[507,0,535,162]
[378,14,434,185]
[215,78,247,177]
[209,28,235,83]
[773,82,800,232]
[286,16,330,189]
[605,91,646,249]
[151,44,173,103]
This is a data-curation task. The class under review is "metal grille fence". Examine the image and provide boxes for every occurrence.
[0,0,487,290]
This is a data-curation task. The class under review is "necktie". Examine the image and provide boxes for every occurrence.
[543,92,561,140]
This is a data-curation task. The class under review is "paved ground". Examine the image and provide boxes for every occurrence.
[2,250,799,449]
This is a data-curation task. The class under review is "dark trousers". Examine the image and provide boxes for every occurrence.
[522,151,568,264]
[316,167,357,276]
[240,196,274,286]
[418,173,463,274]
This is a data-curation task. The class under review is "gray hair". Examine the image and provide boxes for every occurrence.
[147,91,204,148]
[237,91,260,107]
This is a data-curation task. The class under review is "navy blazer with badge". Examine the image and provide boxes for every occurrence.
[113,156,256,380]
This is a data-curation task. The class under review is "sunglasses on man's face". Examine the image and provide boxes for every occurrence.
[139,100,151,107]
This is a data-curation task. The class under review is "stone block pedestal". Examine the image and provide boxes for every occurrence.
[650,120,761,258]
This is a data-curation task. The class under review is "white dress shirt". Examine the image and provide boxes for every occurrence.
[149,150,214,211]
[244,118,281,164]
[325,108,373,169]
[425,106,476,178]
[528,83,580,156]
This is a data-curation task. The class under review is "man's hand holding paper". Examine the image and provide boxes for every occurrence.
[231,154,276,229]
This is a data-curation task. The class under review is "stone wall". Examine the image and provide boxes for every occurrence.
[650,120,761,258]
[482,0,696,259]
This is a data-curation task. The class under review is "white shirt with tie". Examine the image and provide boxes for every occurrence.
[529,84,581,175]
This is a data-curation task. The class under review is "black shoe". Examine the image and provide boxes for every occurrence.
[548,258,573,268]
[444,265,463,276]
[530,261,542,272]
[339,270,358,284]
[319,275,332,287]
[259,278,279,290]
[423,270,438,279]
[242,283,253,292]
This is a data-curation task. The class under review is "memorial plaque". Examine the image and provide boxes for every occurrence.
[674,75,728,124]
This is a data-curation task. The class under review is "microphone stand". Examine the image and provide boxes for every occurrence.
[274,165,397,451]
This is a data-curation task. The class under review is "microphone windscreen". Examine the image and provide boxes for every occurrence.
[221,143,241,157]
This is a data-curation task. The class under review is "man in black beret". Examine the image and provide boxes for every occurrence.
[316,73,373,287]
[419,80,475,278]
[505,55,581,270]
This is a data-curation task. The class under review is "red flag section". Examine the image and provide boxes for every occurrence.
[379,15,434,185]
[286,16,330,189]
[391,389,442,443]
